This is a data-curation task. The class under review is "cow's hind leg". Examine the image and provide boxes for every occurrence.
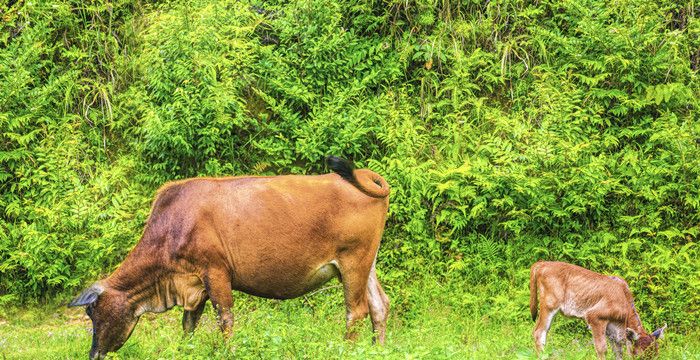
[337,257,373,341]
[367,263,389,345]
[183,298,208,335]
[204,268,234,337]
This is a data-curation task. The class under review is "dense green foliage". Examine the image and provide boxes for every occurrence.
[1,0,698,338]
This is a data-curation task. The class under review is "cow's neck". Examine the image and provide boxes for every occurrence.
[105,248,181,316]
[132,275,185,316]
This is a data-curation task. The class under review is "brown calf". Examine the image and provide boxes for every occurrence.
[68,157,391,359]
[530,261,665,359]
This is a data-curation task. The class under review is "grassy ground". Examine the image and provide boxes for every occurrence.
[1,278,698,359]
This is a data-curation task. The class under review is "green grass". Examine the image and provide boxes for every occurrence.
[1,278,698,359]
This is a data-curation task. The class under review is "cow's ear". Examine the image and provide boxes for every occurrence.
[68,283,104,307]
[626,328,640,341]
[651,323,667,340]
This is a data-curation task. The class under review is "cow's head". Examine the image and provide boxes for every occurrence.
[68,283,139,359]
[627,324,666,358]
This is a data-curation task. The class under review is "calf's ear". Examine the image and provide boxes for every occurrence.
[68,283,104,307]
[626,328,640,341]
[651,323,667,340]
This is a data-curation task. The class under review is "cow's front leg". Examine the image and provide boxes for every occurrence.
[182,298,208,335]
[204,269,234,337]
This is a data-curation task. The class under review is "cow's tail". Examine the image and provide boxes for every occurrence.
[530,262,540,322]
[326,156,390,198]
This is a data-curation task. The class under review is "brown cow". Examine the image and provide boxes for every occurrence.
[530,261,666,359]
[68,157,391,359]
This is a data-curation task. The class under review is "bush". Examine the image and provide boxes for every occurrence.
[0,0,698,330]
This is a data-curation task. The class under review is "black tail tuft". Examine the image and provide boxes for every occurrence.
[326,156,356,183]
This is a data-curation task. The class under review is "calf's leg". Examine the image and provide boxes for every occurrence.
[611,339,623,360]
[606,323,624,360]
[533,306,557,356]
[367,263,390,345]
[587,317,609,360]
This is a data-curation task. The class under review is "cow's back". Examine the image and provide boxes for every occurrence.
[139,174,388,299]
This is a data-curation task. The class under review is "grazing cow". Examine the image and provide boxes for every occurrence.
[68,157,391,359]
[529,261,666,359]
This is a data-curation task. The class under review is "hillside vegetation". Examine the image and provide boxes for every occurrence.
[1,0,698,338]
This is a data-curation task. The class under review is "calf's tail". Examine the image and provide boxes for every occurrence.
[326,156,390,198]
[530,263,539,322]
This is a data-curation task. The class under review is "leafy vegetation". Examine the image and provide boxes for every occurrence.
[0,0,698,355]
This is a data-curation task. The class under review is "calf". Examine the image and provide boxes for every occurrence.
[529,261,665,359]
[68,157,391,359]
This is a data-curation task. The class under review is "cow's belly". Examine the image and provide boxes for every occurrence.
[231,260,341,300]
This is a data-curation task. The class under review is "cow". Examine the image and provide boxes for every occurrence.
[529,261,666,359]
[68,157,391,359]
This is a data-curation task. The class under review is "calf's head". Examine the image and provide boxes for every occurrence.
[627,324,666,358]
[68,283,139,359]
